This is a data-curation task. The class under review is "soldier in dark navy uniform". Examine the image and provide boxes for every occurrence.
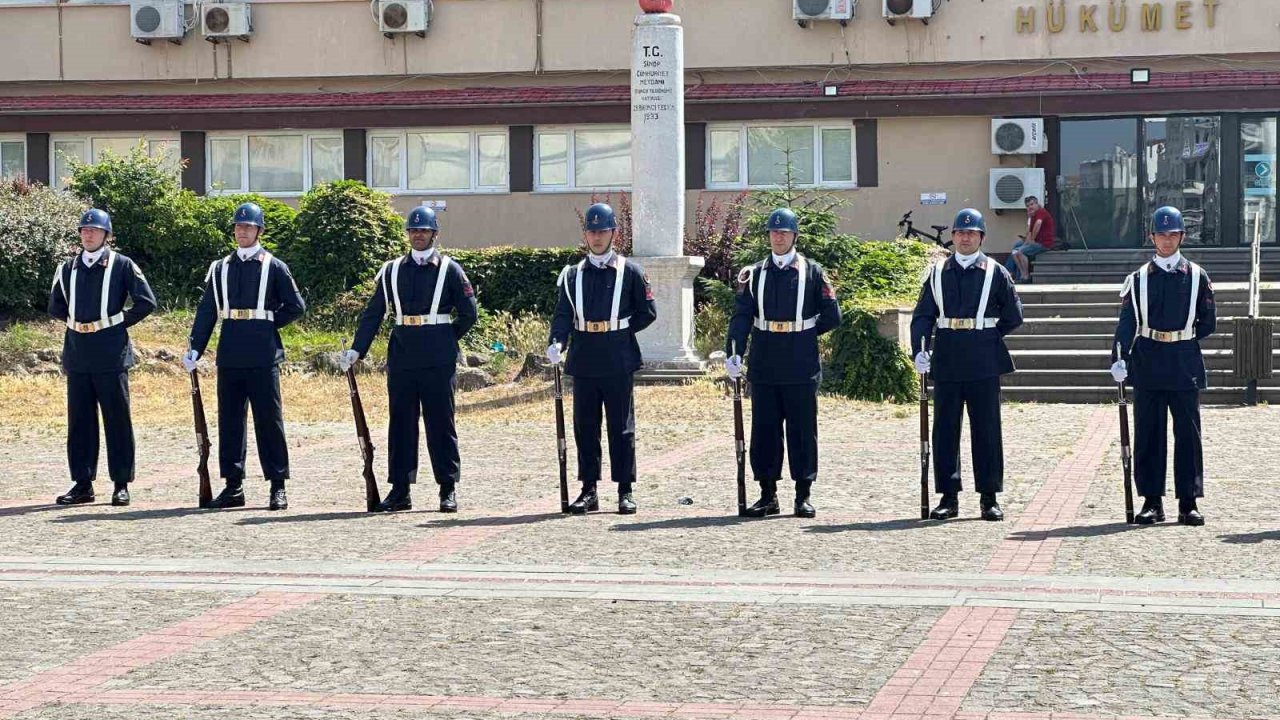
[48,208,157,506]
[911,208,1024,522]
[547,203,657,515]
[1109,206,1215,526]
[338,205,478,513]
[725,208,841,518]
[185,203,306,511]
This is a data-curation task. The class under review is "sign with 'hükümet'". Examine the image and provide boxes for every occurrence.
[1015,0,1221,34]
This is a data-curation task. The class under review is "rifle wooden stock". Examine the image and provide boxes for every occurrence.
[190,370,213,509]
[345,367,381,512]
[553,363,569,513]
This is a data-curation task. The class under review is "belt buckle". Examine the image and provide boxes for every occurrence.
[229,309,252,320]
[954,319,976,330]
[75,321,97,333]
[1152,330,1176,342]
[768,321,793,333]
[586,321,610,333]
[402,316,424,327]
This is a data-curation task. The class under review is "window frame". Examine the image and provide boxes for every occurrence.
[48,132,181,188]
[533,124,634,193]
[365,127,511,196]
[204,130,344,197]
[0,134,26,181]
[704,120,858,191]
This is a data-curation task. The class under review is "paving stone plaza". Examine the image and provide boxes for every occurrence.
[1,386,1278,720]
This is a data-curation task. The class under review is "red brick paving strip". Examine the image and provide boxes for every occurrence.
[0,592,320,718]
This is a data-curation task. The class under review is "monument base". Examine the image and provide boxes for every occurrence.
[636,254,705,370]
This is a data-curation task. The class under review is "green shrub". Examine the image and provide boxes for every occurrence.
[285,181,406,308]
[448,246,581,316]
[0,180,83,312]
[822,302,917,403]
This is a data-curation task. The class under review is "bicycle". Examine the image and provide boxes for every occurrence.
[898,211,953,250]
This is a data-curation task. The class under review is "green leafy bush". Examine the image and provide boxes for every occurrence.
[0,180,83,312]
[448,247,581,316]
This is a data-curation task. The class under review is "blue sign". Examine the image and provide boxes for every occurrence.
[1245,154,1276,197]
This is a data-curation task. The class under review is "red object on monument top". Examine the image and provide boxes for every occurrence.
[639,0,673,13]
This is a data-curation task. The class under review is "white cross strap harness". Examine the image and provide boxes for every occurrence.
[1128,261,1202,343]
[565,257,630,333]
[751,255,819,333]
[206,251,276,322]
[381,255,454,326]
[60,250,124,334]
[931,257,1000,330]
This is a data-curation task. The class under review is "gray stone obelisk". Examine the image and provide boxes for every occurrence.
[631,5,705,370]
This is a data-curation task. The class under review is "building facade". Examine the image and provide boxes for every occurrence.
[0,0,1275,253]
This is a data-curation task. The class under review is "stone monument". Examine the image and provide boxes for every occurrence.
[630,0,705,370]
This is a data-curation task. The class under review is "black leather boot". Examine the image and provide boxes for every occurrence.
[439,483,457,513]
[930,492,959,520]
[110,481,130,507]
[1135,496,1165,525]
[568,484,599,515]
[1177,497,1204,526]
[617,482,637,515]
[56,480,95,506]
[980,492,1004,522]
[208,481,246,509]
[377,483,412,513]
[268,480,288,511]
[742,479,780,518]
[794,480,816,518]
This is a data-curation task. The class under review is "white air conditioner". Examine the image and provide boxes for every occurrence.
[794,0,855,23]
[202,2,251,41]
[883,0,933,22]
[378,0,430,36]
[990,168,1045,210]
[131,0,186,43]
[992,118,1047,155]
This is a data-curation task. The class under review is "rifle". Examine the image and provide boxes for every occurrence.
[553,356,570,513]
[189,368,213,509]
[919,340,931,521]
[1116,342,1136,524]
[343,340,381,512]
[711,348,748,517]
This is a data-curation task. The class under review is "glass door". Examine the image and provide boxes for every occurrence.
[1241,117,1277,245]
[1058,119,1141,249]
[1144,117,1221,246]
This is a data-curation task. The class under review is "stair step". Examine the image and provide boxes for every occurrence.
[1000,386,1280,404]
[1010,349,1280,370]
[1021,301,1280,319]
[1001,368,1280,387]
[1004,333,1276,351]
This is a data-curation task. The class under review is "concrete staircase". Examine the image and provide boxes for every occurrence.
[1005,283,1280,404]
[1030,247,1280,284]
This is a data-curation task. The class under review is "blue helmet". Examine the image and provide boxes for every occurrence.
[233,202,265,229]
[1152,206,1185,233]
[766,208,800,235]
[78,208,112,234]
[406,205,439,231]
[952,208,986,234]
[583,203,617,232]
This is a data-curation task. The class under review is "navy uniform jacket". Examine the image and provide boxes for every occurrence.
[1111,259,1216,391]
[48,250,157,374]
[351,253,479,372]
[726,256,842,385]
[189,249,306,368]
[549,256,657,378]
[910,255,1024,383]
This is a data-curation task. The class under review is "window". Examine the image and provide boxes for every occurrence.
[49,133,180,188]
[0,137,25,181]
[535,126,632,191]
[1242,117,1277,246]
[367,129,508,194]
[707,122,856,189]
[206,132,343,195]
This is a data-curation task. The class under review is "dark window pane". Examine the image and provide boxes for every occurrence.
[1242,117,1277,246]
[1144,116,1221,246]
[1059,119,1140,249]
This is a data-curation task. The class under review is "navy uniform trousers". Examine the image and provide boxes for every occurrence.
[573,374,637,487]
[1133,389,1203,500]
[388,368,461,487]
[749,382,819,483]
[67,371,135,485]
[217,366,289,483]
[931,378,1003,494]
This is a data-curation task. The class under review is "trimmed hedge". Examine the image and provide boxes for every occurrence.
[0,180,83,312]
[448,246,581,316]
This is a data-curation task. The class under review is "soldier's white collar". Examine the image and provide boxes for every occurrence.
[588,250,616,269]
[771,249,797,269]
[80,248,105,267]
[236,244,263,262]
[410,248,437,265]
[1153,251,1183,273]
[953,250,982,269]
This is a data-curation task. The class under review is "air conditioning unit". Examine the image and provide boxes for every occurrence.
[378,0,430,37]
[794,0,855,24]
[992,118,1048,155]
[202,2,251,42]
[990,168,1045,210]
[883,0,933,23]
[131,0,186,44]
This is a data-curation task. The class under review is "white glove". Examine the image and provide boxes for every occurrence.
[1110,359,1128,383]
[725,355,743,379]
[337,349,360,373]
[914,351,931,375]
[182,349,200,373]
[546,343,562,365]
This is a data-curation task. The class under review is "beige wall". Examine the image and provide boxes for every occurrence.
[0,0,1269,85]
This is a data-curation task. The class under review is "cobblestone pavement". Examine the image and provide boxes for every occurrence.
[2,388,1279,720]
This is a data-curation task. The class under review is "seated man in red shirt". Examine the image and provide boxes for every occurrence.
[1004,196,1055,283]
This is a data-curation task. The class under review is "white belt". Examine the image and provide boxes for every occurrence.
[754,317,818,333]
[936,317,1000,330]
[223,308,275,321]
[1139,328,1195,343]
[67,313,125,334]
[576,317,632,333]
[397,314,452,327]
